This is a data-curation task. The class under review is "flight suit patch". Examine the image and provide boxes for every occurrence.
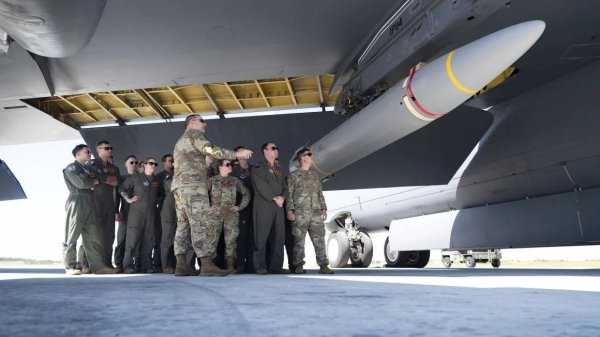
[151,182,159,187]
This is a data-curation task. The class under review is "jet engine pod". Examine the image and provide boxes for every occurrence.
[0,0,107,58]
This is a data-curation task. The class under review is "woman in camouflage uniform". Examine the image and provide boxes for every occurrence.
[207,159,251,274]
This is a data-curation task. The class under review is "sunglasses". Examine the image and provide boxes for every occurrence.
[82,150,91,154]
[146,162,158,166]
[99,147,113,151]
[128,161,138,165]
[269,146,279,151]
[222,163,231,167]
[302,152,312,157]
[195,118,205,123]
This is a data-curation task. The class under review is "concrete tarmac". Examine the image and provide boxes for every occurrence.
[1,267,599,336]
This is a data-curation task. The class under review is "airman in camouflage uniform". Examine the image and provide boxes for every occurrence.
[208,159,250,274]
[286,148,334,274]
[63,144,118,275]
[171,114,252,276]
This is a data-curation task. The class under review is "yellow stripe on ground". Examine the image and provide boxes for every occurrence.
[446,50,478,95]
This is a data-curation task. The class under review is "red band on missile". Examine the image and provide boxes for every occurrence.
[406,67,443,118]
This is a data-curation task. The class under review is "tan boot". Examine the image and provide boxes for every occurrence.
[95,267,119,274]
[319,265,334,274]
[175,254,192,276]
[294,265,304,274]
[227,257,238,275]
[81,266,91,274]
[65,269,81,276]
[163,267,175,274]
[199,257,229,276]
[256,269,268,275]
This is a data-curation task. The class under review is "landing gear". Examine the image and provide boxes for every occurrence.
[384,237,430,268]
[443,256,452,268]
[326,213,374,268]
[327,231,350,268]
[491,259,501,268]
[349,232,373,268]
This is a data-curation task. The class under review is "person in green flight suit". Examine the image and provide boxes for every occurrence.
[119,157,161,274]
[62,144,118,275]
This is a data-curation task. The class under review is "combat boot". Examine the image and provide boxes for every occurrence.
[236,266,245,274]
[319,265,334,274]
[256,269,268,275]
[81,266,92,274]
[270,268,291,274]
[163,267,175,274]
[95,267,120,274]
[175,254,192,276]
[226,257,238,275]
[199,257,229,276]
[294,265,304,274]
[65,269,81,276]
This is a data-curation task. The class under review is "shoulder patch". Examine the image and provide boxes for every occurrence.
[68,164,76,172]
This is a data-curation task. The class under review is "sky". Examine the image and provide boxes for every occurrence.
[0,138,599,262]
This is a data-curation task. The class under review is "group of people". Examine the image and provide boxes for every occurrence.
[62,113,334,276]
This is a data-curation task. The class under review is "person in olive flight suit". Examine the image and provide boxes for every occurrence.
[119,157,160,274]
[208,159,250,274]
[86,140,121,268]
[114,155,139,272]
[265,158,295,272]
[63,144,118,275]
[153,154,174,273]
[231,146,255,274]
[251,142,289,275]
[157,154,177,273]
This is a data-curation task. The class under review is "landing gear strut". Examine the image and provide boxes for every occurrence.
[326,213,374,268]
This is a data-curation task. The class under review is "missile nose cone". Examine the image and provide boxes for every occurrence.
[450,20,546,92]
[410,20,546,115]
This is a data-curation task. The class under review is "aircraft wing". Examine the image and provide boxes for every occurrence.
[0,160,26,202]
[1,0,599,197]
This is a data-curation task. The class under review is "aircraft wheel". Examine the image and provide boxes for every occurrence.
[350,232,373,268]
[465,256,476,268]
[491,259,501,268]
[443,257,452,268]
[384,237,430,268]
[414,250,430,268]
[384,237,401,267]
[327,231,350,268]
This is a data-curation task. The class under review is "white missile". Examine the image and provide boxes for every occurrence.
[290,20,546,178]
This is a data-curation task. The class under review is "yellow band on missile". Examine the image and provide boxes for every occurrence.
[310,145,330,175]
[446,50,478,95]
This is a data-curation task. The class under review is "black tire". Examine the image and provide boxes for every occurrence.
[350,232,374,268]
[327,231,350,268]
[384,237,430,268]
[443,256,452,268]
[465,256,476,268]
[491,259,501,268]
